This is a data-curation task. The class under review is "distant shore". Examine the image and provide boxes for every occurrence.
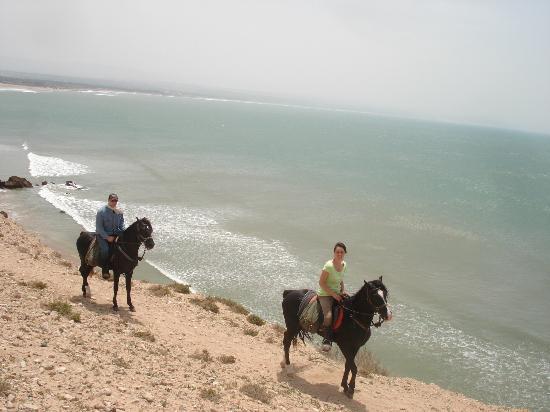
[0,214,524,411]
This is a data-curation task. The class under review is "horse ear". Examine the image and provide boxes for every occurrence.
[379,275,383,282]
[136,217,139,221]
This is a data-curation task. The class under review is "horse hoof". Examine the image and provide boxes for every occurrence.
[283,364,295,375]
[112,306,119,312]
[345,390,354,399]
[84,286,91,298]
[129,305,136,312]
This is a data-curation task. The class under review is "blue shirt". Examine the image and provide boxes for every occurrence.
[96,205,125,239]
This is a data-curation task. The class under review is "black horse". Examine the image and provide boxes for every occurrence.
[76,217,155,312]
[281,277,392,399]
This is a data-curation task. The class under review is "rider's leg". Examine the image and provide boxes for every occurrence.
[98,237,110,279]
[319,296,334,351]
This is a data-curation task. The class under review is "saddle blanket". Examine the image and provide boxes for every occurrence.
[298,290,344,333]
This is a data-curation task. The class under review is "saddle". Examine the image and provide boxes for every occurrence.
[84,233,101,267]
[298,290,344,333]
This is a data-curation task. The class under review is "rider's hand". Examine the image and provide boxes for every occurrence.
[107,236,115,243]
[333,294,343,302]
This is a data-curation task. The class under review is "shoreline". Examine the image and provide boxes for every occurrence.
[0,214,524,411]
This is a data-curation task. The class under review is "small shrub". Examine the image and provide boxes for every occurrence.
[149,284,171,297]
[59,260,72,268]
[214,297,249,315]
[29,280,48,290]
[265,336,275,344]
[240,383,272,404]
[200,388,221,403]
[133,330,156,342]
[357,350,388,377]
[52,251,62,258]
[17,281,27,286]
[69,312,81,323]
[243,327,258,337]
[113,357,131,369]
[0,377,10,396]
[46,300,72,317]
[190,297,219,314]
[272,323,285,335]
[218,354,236,364]
[169,282,190,294]
[247,314,265,326]
[189,349,213,363]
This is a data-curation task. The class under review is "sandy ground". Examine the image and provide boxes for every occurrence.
[0,215,524,411]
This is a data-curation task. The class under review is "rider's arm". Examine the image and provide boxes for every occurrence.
[95,209,108,240]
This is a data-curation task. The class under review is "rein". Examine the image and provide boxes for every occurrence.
[115,233,151,265]
[338,287,388,329]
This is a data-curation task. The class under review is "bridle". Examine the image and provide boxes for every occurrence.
[115,219,153,264]
[341,286,390,331]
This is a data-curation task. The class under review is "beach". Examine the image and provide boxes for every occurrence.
[0,214,524,411]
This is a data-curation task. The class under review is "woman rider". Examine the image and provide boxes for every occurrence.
[318,242,347,351]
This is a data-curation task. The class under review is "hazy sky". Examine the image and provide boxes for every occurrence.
[1,0,549,134]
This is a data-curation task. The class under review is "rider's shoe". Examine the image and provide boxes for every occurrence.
[321,338,332,352]
[101,267,110,280]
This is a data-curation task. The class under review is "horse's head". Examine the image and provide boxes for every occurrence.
[364,276,392,321]
[135,217,155,250]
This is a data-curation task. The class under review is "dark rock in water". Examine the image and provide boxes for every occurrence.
[0,176,33,189]
[0,211,7,218]
[41,181,48,186]
[59,210,66,214]
[65,180,74,186]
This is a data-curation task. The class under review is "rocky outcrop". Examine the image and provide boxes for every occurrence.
[0,176,33,189]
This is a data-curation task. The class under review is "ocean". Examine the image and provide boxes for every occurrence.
[1,87,549,410]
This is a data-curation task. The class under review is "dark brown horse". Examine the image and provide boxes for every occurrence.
[76,217,155,311]
[281,277,392,399]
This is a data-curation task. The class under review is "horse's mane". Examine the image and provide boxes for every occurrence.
[349,278,389,301]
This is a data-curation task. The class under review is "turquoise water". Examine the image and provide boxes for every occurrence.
[1,88,549,410]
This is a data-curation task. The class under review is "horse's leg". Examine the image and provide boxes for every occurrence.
[282,328,298,367]
[341,345,360,399]
[80,264,91,298]
[112,272,120,311]
[126,271,135,312]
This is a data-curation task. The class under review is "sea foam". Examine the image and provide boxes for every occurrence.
[28,152,91,177]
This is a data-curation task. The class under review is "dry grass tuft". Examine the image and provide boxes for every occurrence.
[213,297,249,315]
[45,300,81,322]
[133,330,156,342]
[272,323,285,335]
[149,284,171,297]
[356,350,388,377]
[190,296,219,314]
[240,383,272,404]
[200,388,221,403]
[247,314,265,326]
[29,280,48,290]
[169,282,190,294]
[113,357,131,369]
[322,347,388,377]
[243,327,259,337]
[189,349,213,363]
[218,354,236,364]
[0,377,10,397]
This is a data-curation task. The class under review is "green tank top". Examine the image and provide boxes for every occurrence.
[317,259,346,296]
